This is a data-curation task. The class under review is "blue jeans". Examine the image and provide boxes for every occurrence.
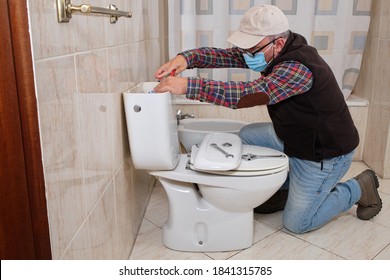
[239,122,361,233]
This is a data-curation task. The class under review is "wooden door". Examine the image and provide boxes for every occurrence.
[0,0,51,259]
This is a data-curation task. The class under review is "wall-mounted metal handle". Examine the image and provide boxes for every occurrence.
[56,0,132,24]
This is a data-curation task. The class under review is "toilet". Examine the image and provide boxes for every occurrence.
[123,83,288,252]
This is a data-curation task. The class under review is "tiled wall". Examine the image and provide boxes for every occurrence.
[353,0,390,178]
[28,0,168,259]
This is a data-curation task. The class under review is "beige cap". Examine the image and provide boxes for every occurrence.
[227,5,289,49]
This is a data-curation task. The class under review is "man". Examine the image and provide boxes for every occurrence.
[153,5,382,233]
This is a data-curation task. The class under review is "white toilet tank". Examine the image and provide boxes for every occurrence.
[123,82,180,170]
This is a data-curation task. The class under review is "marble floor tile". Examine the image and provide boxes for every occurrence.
[230,231,342,260]
[374,244,390,260]
[137,219,158,235]
[371,192,390,228]
[144,182,168,227]
[129,227,211,260]
[287,213,390,259]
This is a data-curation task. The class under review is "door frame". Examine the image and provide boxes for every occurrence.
[0,0,51,259]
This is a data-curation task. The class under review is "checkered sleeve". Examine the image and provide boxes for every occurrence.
[179,47,247,69]
[263,61,313,105]
[186,60,313,108]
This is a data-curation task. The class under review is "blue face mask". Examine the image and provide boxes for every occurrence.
[243,52,268,72]
[243,42,274,72]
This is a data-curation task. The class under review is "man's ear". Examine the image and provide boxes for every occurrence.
[274,38,286,53]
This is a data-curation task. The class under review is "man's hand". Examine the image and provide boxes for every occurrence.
[153,76,188,95]
[154,55,188,80]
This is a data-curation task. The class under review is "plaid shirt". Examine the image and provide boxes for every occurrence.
[180,47,313,109]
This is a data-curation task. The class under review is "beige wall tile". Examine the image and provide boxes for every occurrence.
[378,0,390,39]
[354,39,379,101]
[367,0,381,39]
[385,132,390,178]
[75,50,109,93]
[127,0,146,42]
[363,105,390,177]
[353,0,390,177]
[132,167,155,235]
[146,39,164,79]
[62,182,116,259]
[35,56,85,259]
[85,183,116,259]
[113,159,136,259]
[79,93,115,213]
[371,39,390,111]
[73,5,107,52]
[107,45,132,94]
[128,41,148,82]
[29,0,74,59]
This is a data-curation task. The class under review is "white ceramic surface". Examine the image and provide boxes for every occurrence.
[178,118,248,152]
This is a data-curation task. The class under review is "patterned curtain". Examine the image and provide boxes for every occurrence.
[168,0,372,99]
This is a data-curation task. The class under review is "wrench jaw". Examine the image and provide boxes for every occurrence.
[210,143,235,158]
[241,154,254,161]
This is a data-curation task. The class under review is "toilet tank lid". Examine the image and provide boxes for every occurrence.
[190,133,242,171]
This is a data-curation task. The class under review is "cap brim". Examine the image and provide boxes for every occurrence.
[227,30,266,49]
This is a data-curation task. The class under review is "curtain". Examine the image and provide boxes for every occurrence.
[168,0,372,99]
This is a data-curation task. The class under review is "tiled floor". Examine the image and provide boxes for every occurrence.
[130,162,390,260]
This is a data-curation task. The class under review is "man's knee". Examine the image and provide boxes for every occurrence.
[239,123,271,144]
[238,124,253,144]
[282,213,311,234]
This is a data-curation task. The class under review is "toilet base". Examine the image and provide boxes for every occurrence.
[159,178,254,252]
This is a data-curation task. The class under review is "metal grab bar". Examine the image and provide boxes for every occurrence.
[56,0,132,24]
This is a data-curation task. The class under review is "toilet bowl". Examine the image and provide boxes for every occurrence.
[123,83,288,252]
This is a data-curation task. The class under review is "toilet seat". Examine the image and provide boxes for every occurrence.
[189,133,288,177]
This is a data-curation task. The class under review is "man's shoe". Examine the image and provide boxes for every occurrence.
[254,189,288,214]
[355,169,382,220]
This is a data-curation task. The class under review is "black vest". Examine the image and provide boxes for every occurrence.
[263,32,359,161]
